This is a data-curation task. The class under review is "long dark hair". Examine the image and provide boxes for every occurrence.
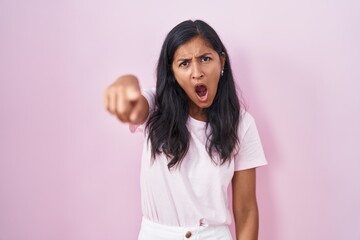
[146,19,243,170]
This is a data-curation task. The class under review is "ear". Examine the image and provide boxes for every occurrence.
[220,52,226,69]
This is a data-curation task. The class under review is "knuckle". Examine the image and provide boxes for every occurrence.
[108,105,116,114]
[113,83,125,92]
[109,87,119,95]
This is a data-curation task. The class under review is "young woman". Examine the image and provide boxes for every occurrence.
[104,20,267,240]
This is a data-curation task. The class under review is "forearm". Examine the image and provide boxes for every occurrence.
[233,208,259,240]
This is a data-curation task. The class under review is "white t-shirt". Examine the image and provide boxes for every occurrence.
[130,88,268,227]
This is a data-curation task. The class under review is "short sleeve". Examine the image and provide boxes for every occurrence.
[234,112,268,171]
[129,87,156,133]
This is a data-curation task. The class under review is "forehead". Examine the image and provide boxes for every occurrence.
[173,37,216,59]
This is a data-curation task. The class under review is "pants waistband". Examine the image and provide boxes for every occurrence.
[141,217,206,232]
[139,217,233,240]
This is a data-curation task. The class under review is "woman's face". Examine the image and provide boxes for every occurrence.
[172,36,225,119]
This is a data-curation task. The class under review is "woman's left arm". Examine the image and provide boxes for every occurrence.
[232,168,259,240]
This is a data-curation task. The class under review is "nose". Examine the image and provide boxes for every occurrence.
[191,62,204,79]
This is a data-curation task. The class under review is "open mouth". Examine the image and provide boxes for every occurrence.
[195,84,208,101]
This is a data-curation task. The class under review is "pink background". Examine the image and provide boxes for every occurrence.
[1,0,360,239]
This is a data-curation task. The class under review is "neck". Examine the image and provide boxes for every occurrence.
[189,106,207,122]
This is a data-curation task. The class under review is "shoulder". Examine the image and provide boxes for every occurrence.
[239,108,255,134]
[240,108,254,122]
[234,108,268,170]
[141,87,156,111]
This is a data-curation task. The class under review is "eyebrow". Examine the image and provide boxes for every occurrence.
[175,53,213,62]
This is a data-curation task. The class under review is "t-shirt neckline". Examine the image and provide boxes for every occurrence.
[187,115,207,128]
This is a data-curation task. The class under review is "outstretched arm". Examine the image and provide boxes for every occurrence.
[103,74,149,125]
[232,168,259,240]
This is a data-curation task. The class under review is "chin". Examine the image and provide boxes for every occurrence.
[194,99,214,109]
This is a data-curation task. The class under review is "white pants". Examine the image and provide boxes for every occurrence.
[138,217,233,240]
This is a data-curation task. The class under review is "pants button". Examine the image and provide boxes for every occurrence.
[185,231,192,238]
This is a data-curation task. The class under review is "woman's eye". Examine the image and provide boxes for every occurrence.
[179,61,189,67]
[201,56,211,62]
